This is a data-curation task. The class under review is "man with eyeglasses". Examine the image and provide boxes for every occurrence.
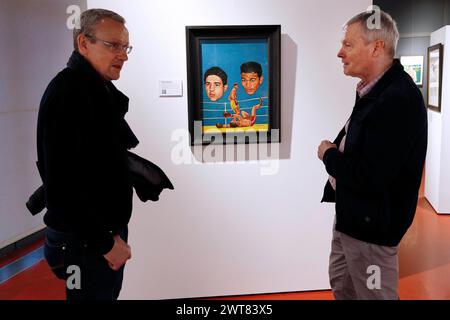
[37,9,136,300]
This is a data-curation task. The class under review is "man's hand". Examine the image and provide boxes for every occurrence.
[103,235,131,271]
[318,140,337,161]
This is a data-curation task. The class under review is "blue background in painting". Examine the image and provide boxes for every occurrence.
[200,39,269,127]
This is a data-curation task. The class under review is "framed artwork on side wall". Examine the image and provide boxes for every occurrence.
[427,44,444,112]
[400,55,424,87]
[186,25,281,145]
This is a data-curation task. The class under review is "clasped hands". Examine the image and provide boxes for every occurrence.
[317,140,337,161]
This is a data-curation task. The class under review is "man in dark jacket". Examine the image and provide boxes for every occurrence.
[318,10,427,299]
[37,9,134,300]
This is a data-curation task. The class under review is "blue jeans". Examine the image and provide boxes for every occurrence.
[44,226,128,300]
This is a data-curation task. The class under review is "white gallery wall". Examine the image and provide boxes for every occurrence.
[0,0,86,249]
[425,25,450,214]
[88,0,371,299]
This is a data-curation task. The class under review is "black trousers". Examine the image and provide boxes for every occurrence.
[44,226,128,300]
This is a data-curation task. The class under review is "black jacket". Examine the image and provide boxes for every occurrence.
[127,151,174,202]
[37,51,136,254]
[27,151,174,215]
[321,59,427,247]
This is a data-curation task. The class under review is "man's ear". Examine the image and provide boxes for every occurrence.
[77,34,89,55]
[372,40,385,57]
[259,76,264,84]
[224,84,228,92]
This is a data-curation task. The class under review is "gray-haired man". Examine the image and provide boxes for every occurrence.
[38,9,135,300]
[318,10,427,299]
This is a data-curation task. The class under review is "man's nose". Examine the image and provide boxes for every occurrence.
[337,48,344,58]
[117,51,128,61]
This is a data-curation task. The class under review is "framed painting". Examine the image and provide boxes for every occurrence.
[186,25,281,145]
[427,44,443,112]
[400,55,424,86]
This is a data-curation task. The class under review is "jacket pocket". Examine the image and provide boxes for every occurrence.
[44,233,67,280]
[342,191,384,237]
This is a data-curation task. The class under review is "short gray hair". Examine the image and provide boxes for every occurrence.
[73,9,126,52]
[345,9,399,58]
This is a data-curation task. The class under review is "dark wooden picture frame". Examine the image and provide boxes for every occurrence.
[186,25,281,145]
[427,43,444,112]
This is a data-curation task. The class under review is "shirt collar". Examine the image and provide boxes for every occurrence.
[356,63,393,97]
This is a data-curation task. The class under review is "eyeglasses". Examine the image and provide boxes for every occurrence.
[85,34,133,54]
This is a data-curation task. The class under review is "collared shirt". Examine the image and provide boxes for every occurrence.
[356,67,390,98]
[328,65,392,190]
